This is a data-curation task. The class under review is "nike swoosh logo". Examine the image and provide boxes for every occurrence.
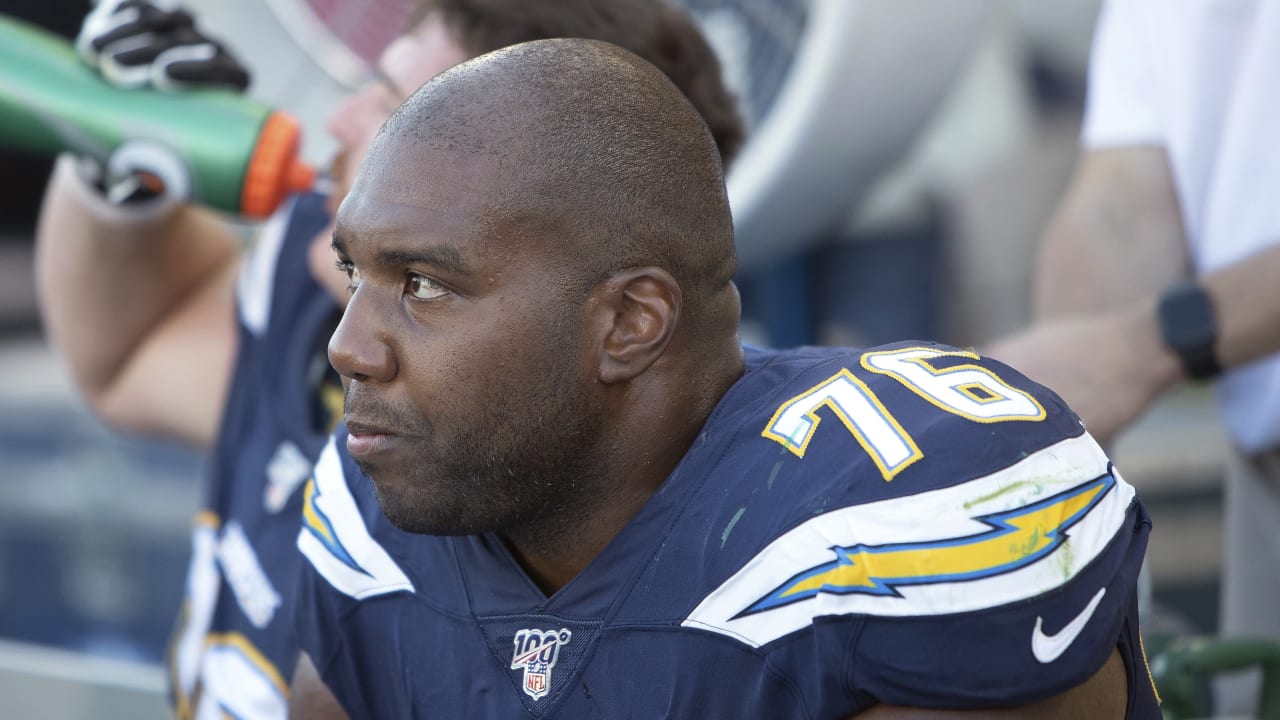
[1031,587,1106,664]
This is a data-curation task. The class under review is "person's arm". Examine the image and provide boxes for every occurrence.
[288,652,350,720]
[982,146,1187,443]
[1204,244,1280,369]
[987,141,1280,444]
[1034,146,1189,318]
[34,155,241,449]
[853,647,1128,719]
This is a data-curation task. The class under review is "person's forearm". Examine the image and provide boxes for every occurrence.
[1051,242,1280,429]
[34,155,239,411]
[1201,244,1280,371]
[1035,147,1189,319]
[1099,241,1280,387]
[980,148,1192,443]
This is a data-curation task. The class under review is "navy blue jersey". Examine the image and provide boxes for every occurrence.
[295,343,1160,718]
[168,192,339,720]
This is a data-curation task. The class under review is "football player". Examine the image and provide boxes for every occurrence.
[289,39,1161,719]
[35,2,741,718]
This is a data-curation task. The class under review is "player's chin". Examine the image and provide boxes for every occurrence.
[369,480,472,536]
[366,477,410,522]
[357,460,425,523]
[350,450,405,490]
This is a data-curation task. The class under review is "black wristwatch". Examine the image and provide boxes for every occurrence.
[1156,281,1222,380]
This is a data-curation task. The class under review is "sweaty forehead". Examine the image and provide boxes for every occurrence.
[360,132,576,231]
[362,138,508,213]
[336,146,547,263]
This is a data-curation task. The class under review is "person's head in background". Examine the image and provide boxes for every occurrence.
[311,0,745,301]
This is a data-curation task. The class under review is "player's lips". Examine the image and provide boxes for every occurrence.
[345,418,400,457]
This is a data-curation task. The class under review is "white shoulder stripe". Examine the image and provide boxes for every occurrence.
[235,197,294,337]
[683,433,1134,647]
[296,437,414,599]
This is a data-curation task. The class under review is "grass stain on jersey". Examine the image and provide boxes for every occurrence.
[721,506,747,548]
[962,479,1046,510]
[767,460,784,490]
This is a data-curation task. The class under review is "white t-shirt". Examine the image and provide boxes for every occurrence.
[1082,0,1280,453]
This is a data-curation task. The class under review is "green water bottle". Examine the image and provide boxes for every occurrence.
[0,12,314,218]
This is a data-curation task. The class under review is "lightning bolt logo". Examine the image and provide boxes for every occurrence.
[302,478,370,577]
[739,473,1115,617]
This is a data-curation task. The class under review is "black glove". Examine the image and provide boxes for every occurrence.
[72,0,251,204]
[76,0,251,93]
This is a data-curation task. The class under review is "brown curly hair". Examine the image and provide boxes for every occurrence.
[407,0,744,168]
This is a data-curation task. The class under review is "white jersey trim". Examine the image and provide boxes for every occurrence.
[296,438,414,600]
[682,433,1134,648]
[235,196,294,337]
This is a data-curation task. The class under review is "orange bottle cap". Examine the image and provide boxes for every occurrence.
[241,110,315,218]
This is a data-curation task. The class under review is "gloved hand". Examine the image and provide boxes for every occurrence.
[70,139,191,206]
[72,0,251,203]
[76,0,251,93]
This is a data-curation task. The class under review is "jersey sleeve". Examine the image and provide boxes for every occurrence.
[235,191,331,339]
[691,434,1149,709]
[847,451,1150,708]
[681,344,1153,713]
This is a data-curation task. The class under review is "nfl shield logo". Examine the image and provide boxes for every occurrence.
[511,628,572,700]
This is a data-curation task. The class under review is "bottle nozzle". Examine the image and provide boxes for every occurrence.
[286,159,316,196]
[241,110,314,218]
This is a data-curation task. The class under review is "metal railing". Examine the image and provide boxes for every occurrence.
[0,639,169,720]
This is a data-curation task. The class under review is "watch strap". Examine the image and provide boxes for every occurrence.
[1156,281,1222,380]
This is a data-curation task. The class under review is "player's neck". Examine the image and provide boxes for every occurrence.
[500,481,653,596]
[500,362,745,596]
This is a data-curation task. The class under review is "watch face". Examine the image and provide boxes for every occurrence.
[1161,284,1213,345]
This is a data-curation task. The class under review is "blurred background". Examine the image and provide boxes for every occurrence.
[0,0,1227,716]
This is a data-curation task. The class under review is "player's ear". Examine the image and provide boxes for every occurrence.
[589,267,681,384]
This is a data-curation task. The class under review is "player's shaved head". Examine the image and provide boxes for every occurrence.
[361,37,737,310]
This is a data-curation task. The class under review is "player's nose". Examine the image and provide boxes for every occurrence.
[329,290,397,384]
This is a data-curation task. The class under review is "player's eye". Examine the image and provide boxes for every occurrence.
[406,273,447,301]
[334,259,362,292]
